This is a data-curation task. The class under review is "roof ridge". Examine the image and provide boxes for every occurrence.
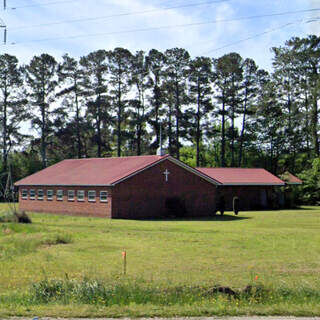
[63,154,168,161]
[197,167,265,169]
[108,154,170,184]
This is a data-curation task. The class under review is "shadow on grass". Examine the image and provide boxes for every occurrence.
[287,206,318,210]
[142,214,251,222]
[252,206,318,212]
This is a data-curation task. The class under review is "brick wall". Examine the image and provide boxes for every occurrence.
[112,159,217,219]
[18,186,112,218]
[17,158,276,219]
[218,185,274,210]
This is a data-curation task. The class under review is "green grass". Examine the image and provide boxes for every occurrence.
[0,203,320,317]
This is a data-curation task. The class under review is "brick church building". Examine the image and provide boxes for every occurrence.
[15,154,285,218]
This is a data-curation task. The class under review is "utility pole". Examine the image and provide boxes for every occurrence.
[1,0,7,44]
[0,18,6,44]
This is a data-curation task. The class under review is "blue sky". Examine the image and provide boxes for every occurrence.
[1,0,319,71]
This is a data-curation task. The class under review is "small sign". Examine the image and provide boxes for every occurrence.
[122,251,126,258]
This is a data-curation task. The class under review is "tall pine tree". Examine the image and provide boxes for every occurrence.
[25,54,58,168]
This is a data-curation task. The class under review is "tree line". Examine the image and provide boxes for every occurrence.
[0,35,319,198]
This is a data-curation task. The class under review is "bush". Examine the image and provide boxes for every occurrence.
[0,211,17,223]
[16,211,32,224]
[41,233,73,246]
[296,158,320,205]
[0,209,32,224]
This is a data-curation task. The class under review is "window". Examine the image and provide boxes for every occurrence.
[88,190,96,202]
[57,189,63,201]
[37,189,44,200]
[22,189,28,200]
[68,190,75,201]
[30,189,35,200]
[77,190,85,202]
[47,190,53,201]
[100,191,108,202]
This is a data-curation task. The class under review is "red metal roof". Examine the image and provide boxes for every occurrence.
[279,171,303,185]
[15,154,285,187]
[15,155,170,186]
[196,168,285,186]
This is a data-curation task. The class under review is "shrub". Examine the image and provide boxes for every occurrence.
[0,211,17,223]
[41,233,73,246]
[16,211,32,224]
[296,157,320,205]
[0,209,32,224]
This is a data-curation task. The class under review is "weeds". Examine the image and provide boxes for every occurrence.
[28,278,199,306]
[0,210,31,224]
[0,211,17,223]
[20,278,320,308]
[41,233,73,246]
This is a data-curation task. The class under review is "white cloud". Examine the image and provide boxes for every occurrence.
[308,0,320,34]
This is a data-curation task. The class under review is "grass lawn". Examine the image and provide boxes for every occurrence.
[0,203,320,317]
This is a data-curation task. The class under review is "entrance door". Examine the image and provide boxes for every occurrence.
[260,189,267,208]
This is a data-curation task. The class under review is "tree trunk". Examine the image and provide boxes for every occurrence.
[97,94,102,158]
[305,90,310,158]
[231,105,235,167]
[221,89,226,167]
[2,82,8,173]
[75,82,82,159]
[175,79,180,160]
[136,85,144,156]
[196,80,201,167]
[270,137,273,173]
[154,76,161,149]
[168,99,173,155]
[137,123,142,155]
[311,65,319,156]
[238,87,248,167]
[312,94,319,156]
[41,102,47,168]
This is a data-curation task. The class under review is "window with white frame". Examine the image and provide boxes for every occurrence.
[47,190,53,201]
[100,191,108,202]
[57,189,63,201]
[68,190,75,201]
[29,189,35,200]
[21,189,28,199]
[88,190,96,202]
[77,190,85,201]
[37,189,44,200]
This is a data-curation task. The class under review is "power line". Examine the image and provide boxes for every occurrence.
[9,0,231,31]
[1,20,317,96]
[202,17,320,55]
[7,0,81,10]
[7,8,320,45]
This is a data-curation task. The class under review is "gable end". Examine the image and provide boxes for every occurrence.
[111,156,222,186]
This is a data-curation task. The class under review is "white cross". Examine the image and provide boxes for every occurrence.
[163,169,170,182]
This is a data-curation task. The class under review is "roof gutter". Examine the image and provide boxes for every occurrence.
[15,184,114,187]
[220,183,285,186]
